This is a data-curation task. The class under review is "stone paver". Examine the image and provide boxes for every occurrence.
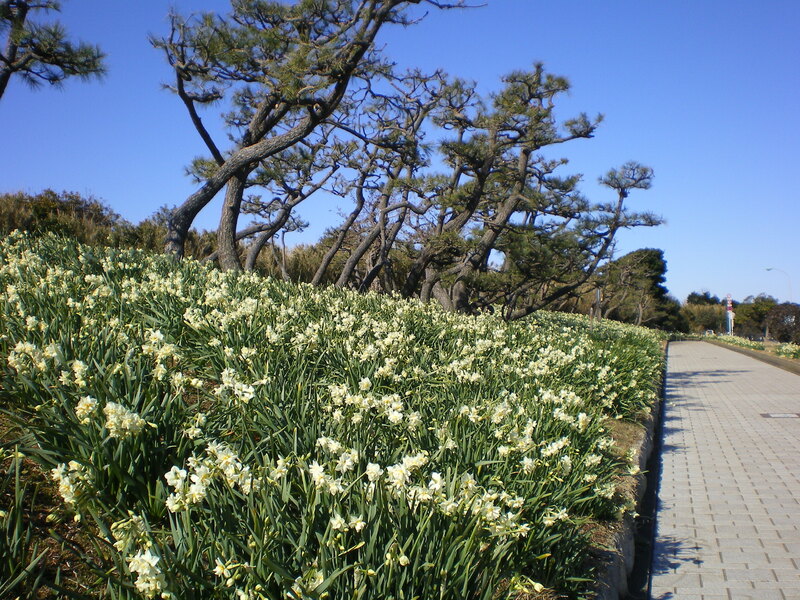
[650,341,800,600]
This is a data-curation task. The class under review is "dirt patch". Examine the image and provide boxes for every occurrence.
[1,415,106,598]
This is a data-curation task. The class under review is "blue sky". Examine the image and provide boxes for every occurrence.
[1,0,798,304]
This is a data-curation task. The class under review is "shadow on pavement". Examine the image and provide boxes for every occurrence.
[634,363,716,599]
[651,535,704,573]
[665,369,747,386]
[647,535,705,600]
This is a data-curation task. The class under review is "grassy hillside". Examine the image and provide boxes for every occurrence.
[0,232,664,599]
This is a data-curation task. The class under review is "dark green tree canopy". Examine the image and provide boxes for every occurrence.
[582,248,686,330]
[0,0,105,99]
[686,291,721,305]
[766,302,800,343]
[734,294,777,338]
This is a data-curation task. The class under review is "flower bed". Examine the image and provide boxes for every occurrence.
[705,334,800,362]
[710,334,765,351]
[775,343,800,359]
[0,233,664,599]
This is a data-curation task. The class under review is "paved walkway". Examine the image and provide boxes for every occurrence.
[651,341,800,600]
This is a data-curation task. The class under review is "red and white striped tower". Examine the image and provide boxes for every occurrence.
[726,294,735,334]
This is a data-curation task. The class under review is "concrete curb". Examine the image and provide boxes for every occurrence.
[592,348,666,600]
[593,404,659,600]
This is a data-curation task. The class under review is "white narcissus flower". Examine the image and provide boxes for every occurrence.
[386,464,410,489]
[213,558,232,578]
[308,461,326,487]
[270,457,288,480]
[330,513,347,531]
[576,412,591,432]
[365,462,383,482]
[165,493,183,513]
[387,410,403,424]
[103,402,147,439]
[585,454,602,466]
[406,411,422,429]
[50,461,92,506]
[186,482,207,504]
[336,451,356,474]
[348,515,366,532]
[164,466,187,489]
[541,437,570,458]
[428,472,444,492]
[75,396,98,424]
[127,549,166,598]
[521,457,535,474]
[594,482,616,499]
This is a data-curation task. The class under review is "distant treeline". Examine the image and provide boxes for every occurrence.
[0,190,215,259]
[681,291,800,343]
[1,189,690,333]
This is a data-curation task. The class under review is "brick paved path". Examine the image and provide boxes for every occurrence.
[650,341,800,600]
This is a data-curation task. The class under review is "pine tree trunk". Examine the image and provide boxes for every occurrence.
[244,210,290,271]
[336,223,382,288]
[311,197,365,286]
[217,171,249,271]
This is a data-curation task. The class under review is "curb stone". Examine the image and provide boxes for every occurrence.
[593,394,660,600]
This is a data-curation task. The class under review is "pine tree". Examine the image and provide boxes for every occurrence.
[0,1,105,99]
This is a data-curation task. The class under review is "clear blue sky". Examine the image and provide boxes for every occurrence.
[2,0,798,304]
